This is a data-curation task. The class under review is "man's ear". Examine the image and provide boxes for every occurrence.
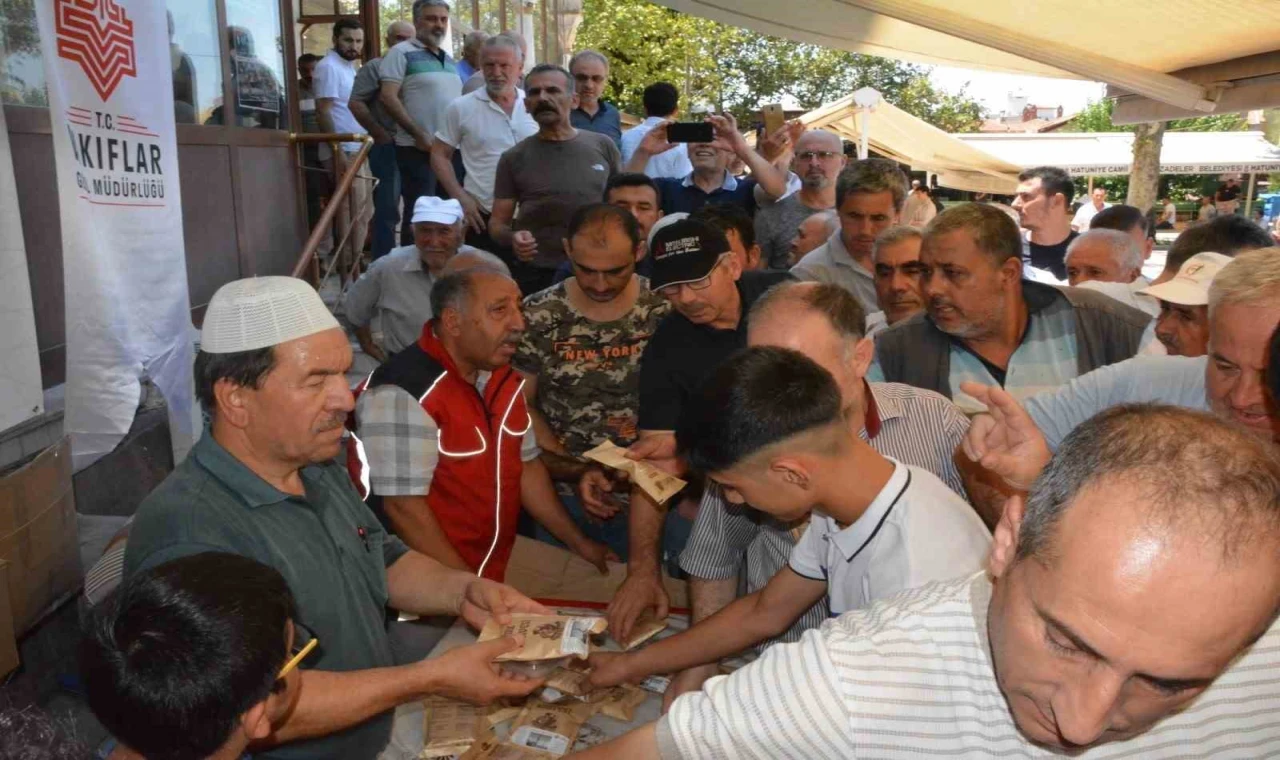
[770,456,813,490]
[634,241,647,262]
[989,493,1026,579]
[213,378,253,429]
[747,244,763,270]
[240,699,274,742]
[848,335,874,380]
[440,305,464,336]
[1000,255,1023,286]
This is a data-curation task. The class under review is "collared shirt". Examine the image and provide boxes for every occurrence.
[379,39,461,148]
[621,116,694,179]
[1076,277,1159,316]
[657,572,1280,759]
[123,433,409,760]
[1024,355,1208,451]
[435,88,539,212]
[653,170,760,216]
[791,230,879,315]
[344,244,479,355]
[571,100,623,149]
[349,56,397,135]
[313,49,365,154]
[787,458,989,615]
[679,381,974,648]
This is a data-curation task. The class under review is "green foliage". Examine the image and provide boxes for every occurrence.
[575,0,983,132]
[1062,97,1248,134]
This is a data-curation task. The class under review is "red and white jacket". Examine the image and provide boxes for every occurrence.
[347,321,530,581]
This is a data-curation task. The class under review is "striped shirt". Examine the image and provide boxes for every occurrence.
[678,382,972,648]
[658,572,1280,759]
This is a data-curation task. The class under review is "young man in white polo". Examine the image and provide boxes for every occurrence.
[587,345,990,689]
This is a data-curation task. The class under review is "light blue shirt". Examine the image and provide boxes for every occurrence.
[1024,355,1208,450]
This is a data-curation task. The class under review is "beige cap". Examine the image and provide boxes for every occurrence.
[200,276,340,353]
[1139,252,1233,306]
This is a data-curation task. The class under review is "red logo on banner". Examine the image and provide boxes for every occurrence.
[55,0,138,101]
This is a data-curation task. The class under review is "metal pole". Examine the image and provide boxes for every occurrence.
[858,109,869,160]
[290,135,374,278]
[1246,172,1258,218]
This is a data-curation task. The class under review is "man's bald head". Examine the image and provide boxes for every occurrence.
[794,130,847,192]
[795,130,841,153]
[385,20,414,48]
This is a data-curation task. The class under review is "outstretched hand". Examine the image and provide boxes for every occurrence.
[959,381,1051,491]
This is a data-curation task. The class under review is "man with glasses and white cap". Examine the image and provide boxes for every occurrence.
[345,196,480,363]
[606,216,790,644]
[1139,251,1233,358]
[125,276,549,760]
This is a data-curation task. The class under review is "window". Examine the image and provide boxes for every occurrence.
[225,0,289,129]
[0,0,47,107]
[167,1,223,124]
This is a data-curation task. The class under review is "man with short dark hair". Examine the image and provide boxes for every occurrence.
[348,20,416,259]
[1012,165,1077,280]
[431,34,537,255]
[515,203,671,559]
[605,218,791,643]
[1150,213,1272,285]
[82,552,303,760]
[620,82,690,179]
[350,264,612,580]
[691,203,762,270]
[1157,195,1178,229]
[569,50,622,149]
[1089,203,1154,262]
[587,345,989,697]
[380,0,462,245]
[793,158,907,314]
[872,203,1152,412]
[582,403,1280,758]
[126,277,548,760]
[553,173,663,285]
[753,129,846,269]
[1216,176,1242,215]
[314,19,372,264]
[490,64,622,295]
[787,210,838,266]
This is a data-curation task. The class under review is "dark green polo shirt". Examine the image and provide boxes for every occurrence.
[124,432,411,760]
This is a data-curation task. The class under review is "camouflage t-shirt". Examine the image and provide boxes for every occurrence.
[515,277,671,461]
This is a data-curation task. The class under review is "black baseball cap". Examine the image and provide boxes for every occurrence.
[649,217,732,290]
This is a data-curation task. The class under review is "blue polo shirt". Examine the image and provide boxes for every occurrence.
[124,432,411,760]
[571,101,623,149]
[654,171,758,216]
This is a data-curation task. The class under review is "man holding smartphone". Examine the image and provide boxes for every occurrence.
[754,129,846,269]
[624,113,790,217]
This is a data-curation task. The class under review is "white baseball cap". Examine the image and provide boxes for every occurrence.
[412,196,464,225]
[1139,252,1233,306]
[200,276,340,353]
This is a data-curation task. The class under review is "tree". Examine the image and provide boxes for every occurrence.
[575,0,983,132]
[1127,121,1165,211]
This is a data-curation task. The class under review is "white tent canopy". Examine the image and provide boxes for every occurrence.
[954,131,1280,176]
[651,1,1280,116]
[797,90,1022,193]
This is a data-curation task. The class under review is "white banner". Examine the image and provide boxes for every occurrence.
[36,0,195,469]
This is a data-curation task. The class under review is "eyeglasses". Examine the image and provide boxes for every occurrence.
[658,255,727,297]
[796,151,840,162]
[278,621,319,680]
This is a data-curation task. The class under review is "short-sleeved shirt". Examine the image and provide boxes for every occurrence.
[570,101,623,149]
[638,271,791,431]
[754,194,830,270]
[492,130,621,270]
[680,381,972,647]
[791,230,879,315]
[787,458,990,615]
[379,39,461,147]
[349,56,396,135]
[1072,202,1110,231]
[1026,230,1079,281]
[355,370,540,497]
[1024,355,1208,451]
[313,49,365,154]
[653,171,760,217]
[343,244,479,355]
[513,278,672,478]
[434,89,539,212]
[123,433,409,760]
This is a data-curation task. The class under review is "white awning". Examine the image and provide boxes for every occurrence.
[650,1,1280,115]
[954,131,1280,176]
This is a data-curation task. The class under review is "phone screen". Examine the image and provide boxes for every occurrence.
[666,122,714,143]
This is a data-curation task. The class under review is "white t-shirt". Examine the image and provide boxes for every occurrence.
[1076,277,1159,317]
[312,49,365,156]
[1072,201,1110,231]
[620,116,693,179]
[1162,202,1177,224]
[787,459,990,615]
[435,89,539,212]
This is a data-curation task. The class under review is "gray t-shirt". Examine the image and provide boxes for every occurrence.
[754,194,830,270]
[493,131,621,269]
[349,56,396,134]
[379,39,461,148]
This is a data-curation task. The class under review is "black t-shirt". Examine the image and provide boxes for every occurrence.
[1217,183,1241,202]
[638,270,792,431]
[1027,230,1078,281]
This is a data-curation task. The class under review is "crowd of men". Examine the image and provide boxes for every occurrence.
[69,2,1280,757]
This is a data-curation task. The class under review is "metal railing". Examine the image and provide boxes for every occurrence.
[289,133,375,283]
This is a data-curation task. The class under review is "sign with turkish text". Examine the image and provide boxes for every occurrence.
[37,0,195,468]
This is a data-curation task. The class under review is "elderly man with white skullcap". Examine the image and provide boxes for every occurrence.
[124,277,547,760]
[346,195,482,362]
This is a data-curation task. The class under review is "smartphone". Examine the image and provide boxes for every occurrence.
[666,122,714,143]
[761,103,785,136]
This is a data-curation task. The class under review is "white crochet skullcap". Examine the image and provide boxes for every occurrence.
[200,276,340,353]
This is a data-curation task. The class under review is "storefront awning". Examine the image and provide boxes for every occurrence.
[954,131,1280,176]
[651,1,1280,116]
